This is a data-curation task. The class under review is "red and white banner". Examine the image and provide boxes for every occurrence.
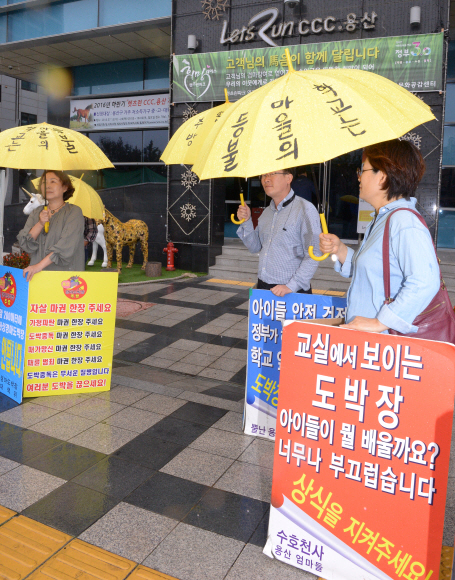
[265,321,455,580]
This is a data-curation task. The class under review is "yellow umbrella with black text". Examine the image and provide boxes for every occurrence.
[191,49,435,259]
[0,122,113,231]
[160,88,232,166]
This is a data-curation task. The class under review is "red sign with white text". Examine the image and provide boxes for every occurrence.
[265,321,455,580]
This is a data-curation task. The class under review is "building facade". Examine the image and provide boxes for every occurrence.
[1,0,454,267]
[170,0,450,270]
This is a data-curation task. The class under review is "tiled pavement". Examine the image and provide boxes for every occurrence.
[0,277,318,580]
[0,276,453,580]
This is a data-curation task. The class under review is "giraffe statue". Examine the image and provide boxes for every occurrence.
[102,209,149,273]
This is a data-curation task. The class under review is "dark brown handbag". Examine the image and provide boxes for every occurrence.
[382,208,455,343]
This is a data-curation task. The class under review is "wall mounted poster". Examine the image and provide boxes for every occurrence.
[0,266,28,404]
[70,94,169,131]
[23,271,118,397]
[264,320,455,580]
[244,290,347,440]
[173,33,443,103]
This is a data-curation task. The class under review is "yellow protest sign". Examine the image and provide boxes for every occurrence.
[23,271,117,397]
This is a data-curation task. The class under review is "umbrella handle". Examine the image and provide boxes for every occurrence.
[44,205,49,233]
[231,193,246,225]
[308,213,330,261]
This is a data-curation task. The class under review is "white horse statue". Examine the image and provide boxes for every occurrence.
[22,188,108,267]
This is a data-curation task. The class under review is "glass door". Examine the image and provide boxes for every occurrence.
[322,149,363,241]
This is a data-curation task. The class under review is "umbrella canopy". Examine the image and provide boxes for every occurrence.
[191,51,435,179]
[340,195,359,204]
[161,89,232,166]
[32,174,104,220]
[0,122,114,171]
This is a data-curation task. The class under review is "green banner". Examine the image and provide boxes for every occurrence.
[172,33,443,103]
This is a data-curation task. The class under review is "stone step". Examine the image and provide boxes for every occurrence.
[208,266,257,283]
[215,257,259,273]
[221,247,260,262]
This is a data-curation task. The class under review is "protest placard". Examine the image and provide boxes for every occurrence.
[265,321,455,580]
[244,290,347,440]
[23,271,117,397]
[0,266,28,403]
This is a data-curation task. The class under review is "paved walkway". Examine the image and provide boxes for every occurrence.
[0,276,453,580]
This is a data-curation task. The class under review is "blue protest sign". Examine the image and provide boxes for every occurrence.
[244,289,347,440]
[0,266,28,403]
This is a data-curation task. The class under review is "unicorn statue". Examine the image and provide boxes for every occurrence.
[21,188,108,268]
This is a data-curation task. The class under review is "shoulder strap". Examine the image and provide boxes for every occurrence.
[382,208,439,302]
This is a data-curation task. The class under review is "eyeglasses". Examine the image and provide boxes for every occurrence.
[356,168,375,178]
[260,172,288,179]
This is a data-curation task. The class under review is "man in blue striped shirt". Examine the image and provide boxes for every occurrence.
[236,169,322,297]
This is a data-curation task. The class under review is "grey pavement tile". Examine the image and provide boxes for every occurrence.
[114,338,143,351]
[238,439,275,469]
[141,356,174,369]
[121,330,155,342]
[225,544,318,580]
[68,422,138,454]
[0,402,59,427]
[143,522,244,580]
[165,310,202,320]
[167,376,220,390]
[222,329,248,339]
[172,339,205,351]
[105,407,164,433]
[199,368,237,382]
[132,393,187,415]
[79,502,177,563]
[215,461,273,502]
[113,374,184,398]
[177,391,243,413]
[67,398,126,421]
[94,386,149,405]
[29,412,97,440]
[152,347,190,362]
[0,457,20,475]
[119,283,168,295]
[212,411,245,434]
[160,447,233,486]
[169,362,206,375]
[208,358,246,373]
[152,317,183,327]
[223,348,247,361]
[197,325,227,335]
[179,353,219,367]
[0,465,65,511]
[195,344,230,356]
[190,427,254,459]
[444,477,455,545]
[217,313,246,322]
[236,301,250,309]
[28,393,94,410]
[114,327,133,338]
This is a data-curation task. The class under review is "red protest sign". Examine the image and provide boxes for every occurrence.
[265,321,455,580]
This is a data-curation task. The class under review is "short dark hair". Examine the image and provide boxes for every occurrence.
[363,139,425,201]
[283,167,295,178]
[39,171,75,201]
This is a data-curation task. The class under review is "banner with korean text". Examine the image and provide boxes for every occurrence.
[264,321,455,580]
[23,271,117,397]
[70,94,169,131]
[173,33,443,103]
[0,266,28,404]
[244,290,346,440]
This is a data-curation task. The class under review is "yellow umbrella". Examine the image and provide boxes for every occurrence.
[340,195,360,204]
[0,122,114,171]
[0,122,113,231]
[32,174,104,220]
[192,51,434,180]
[191,49,434,260]
[160,89,232,166]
